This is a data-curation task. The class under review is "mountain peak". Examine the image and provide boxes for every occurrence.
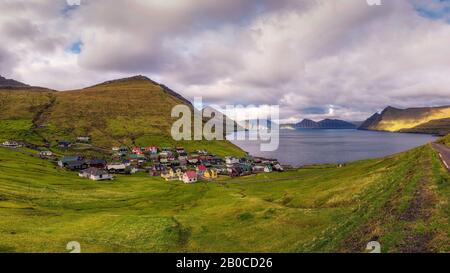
[93,75,157,87]
[0,75,29,88]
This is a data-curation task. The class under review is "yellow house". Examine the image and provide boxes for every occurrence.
[161,169,177,181]
[161,168,184,181]
[204,169,218,180]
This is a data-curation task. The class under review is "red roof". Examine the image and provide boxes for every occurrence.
[198,165,207,171]
[185,171,197,179]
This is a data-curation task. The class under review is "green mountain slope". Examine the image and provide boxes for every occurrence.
[0,143,447,253]
[359,106,450,133]
[0,76,244,157]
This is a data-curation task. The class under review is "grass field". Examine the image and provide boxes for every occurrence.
[0,143,448,253]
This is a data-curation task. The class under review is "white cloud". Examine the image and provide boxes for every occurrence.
[0,0,449,121]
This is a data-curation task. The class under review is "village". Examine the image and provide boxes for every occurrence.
[1,138,285,184]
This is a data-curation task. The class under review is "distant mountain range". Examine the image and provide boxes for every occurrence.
[0,75,29,88]
[359,106,450,136]
[282,119,357,129]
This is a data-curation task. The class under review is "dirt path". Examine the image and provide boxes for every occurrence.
[432,143,450,171]
[31,94,57,146]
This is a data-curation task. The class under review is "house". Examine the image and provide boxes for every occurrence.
[66,160,88,171]
[107,163,128,174]
[150,164,166,176]
[252,165,266,173]
[273,164,284,172]
[203,169,218,180]
[240,163,253,175]
[182,171,198,184]
[58,156,83,167]
[144,146,158,154]
[195,149,208,155]
[2,141,21,148]
[210,157,223,165]
[58,140,72,148]
[196,165,207,176]
[225,157,239,166]
[39,151,53,157]
[132,147,143,155]
[212,165,228,175]
[114,146,128,156]
[228,166,244,177]
[264,165,273,173]
[88,159,107,169]
[159,156,168,164]
[128,154,146,165]
[161,168,180,181]
[178,152,188,161]
[79,167,113,181]
[76,136,91,143]
[187,156,198,164]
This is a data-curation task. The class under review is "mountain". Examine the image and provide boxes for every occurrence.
[295,119,357,129]
[297,119,319,128]
[359,106,450,134]
[0,75,29,88]
[0,75,244,157]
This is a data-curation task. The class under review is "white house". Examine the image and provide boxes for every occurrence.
[40,151,53,157]
[225,157,239,165]
[106,163,127,173]
[2,141,21,148]
[79,168,113,181]
[77,136,91,142]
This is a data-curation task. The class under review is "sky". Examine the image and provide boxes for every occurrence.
[0,0,450,122]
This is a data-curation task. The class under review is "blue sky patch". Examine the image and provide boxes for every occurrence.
[412,0,450,22]
[68,41,83,54]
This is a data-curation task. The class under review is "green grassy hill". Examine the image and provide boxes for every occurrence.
[0,144,447,253]
[0,76,244,157]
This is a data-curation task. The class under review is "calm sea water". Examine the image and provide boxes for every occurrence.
[228,129,437,167]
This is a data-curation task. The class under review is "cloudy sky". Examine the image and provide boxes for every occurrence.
[1,0,450,122]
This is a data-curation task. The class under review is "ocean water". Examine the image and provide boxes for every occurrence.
[228,129,437,166]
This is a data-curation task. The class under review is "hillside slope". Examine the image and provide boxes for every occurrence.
[359,106,450,133]
[400,118,450,136]
[0,143,447,253]
[0,76,244,157]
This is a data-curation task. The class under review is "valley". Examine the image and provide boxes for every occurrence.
[0,140,448,253]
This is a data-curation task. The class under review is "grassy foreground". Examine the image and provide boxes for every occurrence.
[0,144,448,253]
